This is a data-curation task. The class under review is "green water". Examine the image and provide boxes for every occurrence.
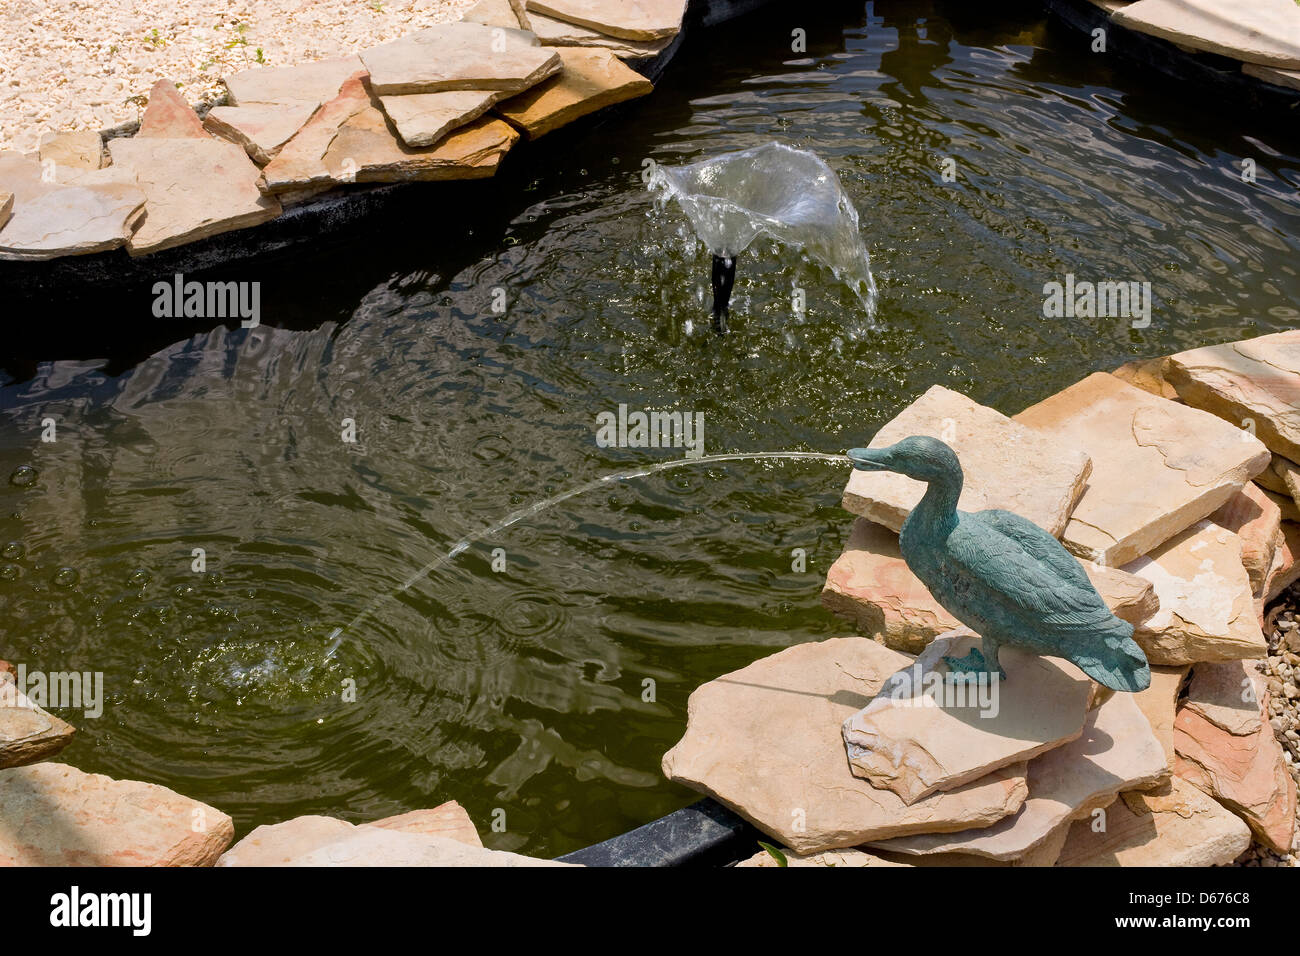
[2,0,1299,857]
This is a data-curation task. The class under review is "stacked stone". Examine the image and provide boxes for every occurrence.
[0,1,679,261]
[666,329,1300,867]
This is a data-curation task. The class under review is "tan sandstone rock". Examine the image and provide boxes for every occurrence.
[496,47,654,139]
[0,191,10,230]
[1132,665,1190,766]
[842,630,1092,803]
[661,637,1028,854]
[527,0,686,41]
[367,801,483,847]
[224,56,365,107]
[0,762,233,865]
[1183,660,1265,736]
[845,385,1091,537]
[360,23,561,96]
[528,12,674,58]
[38,130,105,171]
[1112,0,1300,69]
[737,846,911,867]
[262,71,372,192]
[1262,521,1300,604]
[204,104,319,165]
[868,691,1168,861]
[380,90,505,148]
[290,829,571,866]
[1016,373,1270,567]
[137,79,209,139]
[0,672,75,769]
[107,137,282,256]
[1244,62,1300,91]
[1253,455,1293,496]
[1166,330,1300,462]
[1211,482,1282,594]
[1111,357,1179,400]
[1125,520,1268,665]
[323,109,519,183]
[464,0,524,28]
[1055,776,1252,866]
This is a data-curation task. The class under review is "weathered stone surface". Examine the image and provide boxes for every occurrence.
[463,0,524,28]
[1111,357,1179,400]
[0,762,233,865]
[204,103,319,165]
[0,672,75,768]
[0,152,145,260]
[527,0,686,41]
[1276,454,1300,506]
[1253,455,1293,495]
[1175,700,1296,853]
[107,137,281,256]
[1183,660,1264,736]
[137,79,209,139]
[380,90,504,148]
[224,56,364,107]
[737,847,911,867]
[823,517,1158,654]
[1263,521,1300,603]
[360,23,561,96]
[843,631,1091,804]
[1132,665,1190,766]
[323,109,519,183]
[1125,520,1268,665]
[1211,482,1282,594]
[368,801,482,847]
[528,11,674,57]
[38,130,105,171]
[1054,776,1251,866]
[869,691,1168,860]
[1245,62,1300,91]
[496,47,654,138]
[1166,330,1300,462]
[846,385,1091,537]
[1112,0,1300,69]
[661,637,1028,854]
[290,829,572,867]
[261,71,372,192]
[0,191,10,230]
[1016,373,1270,567]
[1262,487,1300,524]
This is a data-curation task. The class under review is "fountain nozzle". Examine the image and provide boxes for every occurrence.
[710,253,737,335]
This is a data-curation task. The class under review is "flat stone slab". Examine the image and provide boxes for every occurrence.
[224,56,365,107]
[107,137,282,256]
[661,637,1029,854]
[1255,456,1292,495]
[323,109,520,184]
[822,517,1159,653]
[1125,519,1268,665]
[0,762,233,865]
[366,803,483,847]
[1016,373,1270,567]
[380,90,504,148]
[262,71,372,193]
[1263,520,1300,606]
[843,631,1092,804]
[844,385,1091,537]
[737,847,911,867]
[1111,356,1178,400]
[1184,660,1264,736]
[1112,0,1300,69]
[1211,482,1282,594]
[290,829,572,866]
[0,191,10,230]
[0,153,145,260]
[527,0,686,41]
[529,12,674,57]
[1054,775,1251,866]
[1244,62,1300,91]
[204,103,319,165]
[464,0,525,28]
[1167,330,1300,464]
[1132,665,1190,766]
[869,691,1168,861]
[38,130,105,171]
[496,47,654,139]
[360,23,561,96]
[0,671,75,768]
[137,78,209,139]
[1176,696,1296,853]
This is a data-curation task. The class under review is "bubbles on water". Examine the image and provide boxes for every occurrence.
[3,541,25,561]
[0,564,21,581]
[127,569,151,588]
[9,465,37,487]
[53,567,80,588]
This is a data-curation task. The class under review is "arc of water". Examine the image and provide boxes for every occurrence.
[323,451,851,659]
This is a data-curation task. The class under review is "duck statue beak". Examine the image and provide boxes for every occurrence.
[847,446,893,471]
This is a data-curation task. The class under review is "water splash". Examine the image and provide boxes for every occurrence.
[649,142,878,321]
[324,451,851,658]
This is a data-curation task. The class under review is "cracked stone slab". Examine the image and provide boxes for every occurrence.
[137,78,210,139]
[224,56,365,107]
[0,671,75,769]
[204,103,320,165]
[868,691,1168,861]
[1112,0,1300,70]
[1183,660,1265,737]
[844,385,1092,537]
[496,47,654,139]
[527,0,686,41]
[842,630,1092,804]
[528,12,674,57]
[360,23,561,96]
[37,130,105,171]
[323,106,520,183]
[262,71,372,193]
[107,137,282,256]
[1016,373,1270,567]
[0,152,145,260]
[1210,482,1282,594]
[661,637,1028,854]
[380,90,505,148]
[1166,330,1300,463]
[1124,519,1268,665]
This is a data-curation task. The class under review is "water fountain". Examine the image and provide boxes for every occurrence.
[650,142,878,333]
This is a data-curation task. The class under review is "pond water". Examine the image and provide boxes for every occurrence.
[2,0,1299,857]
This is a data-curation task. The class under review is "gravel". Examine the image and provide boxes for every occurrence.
[0,0,476,152]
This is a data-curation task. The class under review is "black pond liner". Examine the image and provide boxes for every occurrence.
[557,798,764,867]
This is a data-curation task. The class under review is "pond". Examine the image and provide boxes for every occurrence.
[2,0,1299,857]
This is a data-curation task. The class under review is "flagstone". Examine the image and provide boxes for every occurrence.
[868,691,1168,860]
[106,137,281,256]
[1184,660,1265,736]
[1111,357,1179,400]
[842,630,1092,804]
[1015,373,1270,567]
[1262,521,1300,605]
[496,47,654,138]
[0,671,75,769]
[224,56,364,107]
[1245,62,1300,91]
[528,12,675,57]
[846,385,1091,538]
[0,191,11,231]
[37,130,105,171]
[1112,0,1300,69]
[1253,456,1293,496]
[261,71,372,193]
[1132,665,1190,766]
[204,103,319,165]
[527,0,686,41]
[661,637,1029,854]
[463,0,524,28]
[323,108,519,183]
[737,847,912,867]
[360,23,561,96]
[379,90,504,148]
[1210,482,1282,594]
[137,79,209,139]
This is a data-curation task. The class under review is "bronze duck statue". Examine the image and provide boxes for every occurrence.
[847,435,1151,692]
